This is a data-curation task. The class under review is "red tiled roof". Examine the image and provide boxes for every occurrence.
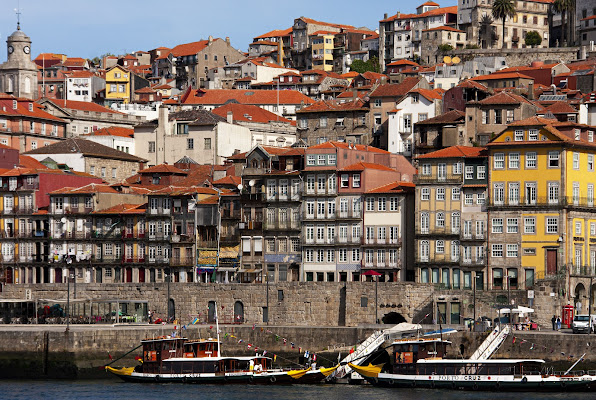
[170,40,210,57]
[340,71,360,78]
[417,145,486,159]
[387,60,420,67]
[423,26,465,33]
[477,92,532,105]
[410,88,442,101]
[366,181,415,194]
[380,6,457,22]
[254,28,293,39]
[0,95,66,123]
[19,155,49,169]
[93,203,146,214]
[495,63,559,74]
[81,126,134,138]
[65,70,96,78]
[505,116,558,127]
[457,79,490,91]
[50,183,119,195]
[539,101,578,114]
[298,98,367,113]
[308,141,390,154]
[369,77,422,98]
[139,164,187,175]
[416,109,465,125]
[471,72,534,81]
[178,88,314,106]
[44,98,124,115]
[212,175,241,186]
[298,17,355,30]
[581,15,596,21]
[340,162,396,172]
[420,1,440,6]
[212,103,294,124]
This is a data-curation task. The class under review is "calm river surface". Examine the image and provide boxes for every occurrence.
[0,381,593,400]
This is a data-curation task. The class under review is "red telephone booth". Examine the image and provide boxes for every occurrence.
[562,305,574,328]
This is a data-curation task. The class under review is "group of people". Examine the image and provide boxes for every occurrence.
[148,309,161,324]
[551,315,562,330]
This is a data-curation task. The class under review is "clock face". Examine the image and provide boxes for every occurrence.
[7,46,13,54]
[23,46,30,54]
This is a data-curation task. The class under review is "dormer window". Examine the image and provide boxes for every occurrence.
[28,103,33,112]
[575,129,580,141]
[12,100,17,110]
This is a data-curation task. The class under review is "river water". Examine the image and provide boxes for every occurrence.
[0,381,592,400]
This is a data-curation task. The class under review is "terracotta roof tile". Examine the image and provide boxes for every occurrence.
[178,88,314,106]
[423,25,465,33]
[0,95,66,123]
[81,126,134,138]
[539,101,578,114]
[471,72,534,81]
[297,98,367,113]
[340,162,396,172]
[24,138,146,162]
[254,28,293,39]
[369,77,422,98]
[387,60,420,67]
[212,103,294,124]
[43,98,124,115]
[366,181,415,194]
[417,145,487,159]
[139,164,187,175]
[308,141,390,154]
[212,175,241,186]
[477,92,532,105]
[50,183,119,195]
[93,203,146,214]
[170,40,210,57]
[416,109,465,125]
[410,88,442,101]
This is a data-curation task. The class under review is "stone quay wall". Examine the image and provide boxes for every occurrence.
[0,279,568,328]
[449,47,581,67]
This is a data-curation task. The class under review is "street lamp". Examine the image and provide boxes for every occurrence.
[66,273,74,332]
[166,268,171,323]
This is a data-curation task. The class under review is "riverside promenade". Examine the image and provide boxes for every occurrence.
[1,323,595,379]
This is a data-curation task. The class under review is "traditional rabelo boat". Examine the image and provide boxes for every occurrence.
[349,334,596,391]
[106,336,337,384]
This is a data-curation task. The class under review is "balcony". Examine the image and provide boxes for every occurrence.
[416,226,460,236]
[570,265,596,277]
[263,219,300,231]
[414,174,463,184]
[460,258,487,267]
[65,231,92,240]
[147,233,170,241]
[337,209,362,219]
[417,254,460,264]
[460,233,485,241]
[221,209,241,219]
[15,206,35,214]
[238,220,263,232]
[363,237,402,246]
[93,229,123,239]
[489,196,596,208]
[170,256,195,266]
[171,234,194,243]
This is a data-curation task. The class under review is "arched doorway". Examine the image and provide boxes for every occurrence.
[168,298,175,322]
[575,283,586,313]
[234,301,244,323]
[382,312,407,325]
[208,301,216,323]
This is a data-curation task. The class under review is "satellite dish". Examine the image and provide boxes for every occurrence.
[61,217,67,224]
[249,180,255,187]
[443,56,452,64]
[237,184,243,191]
[452,56,461,64]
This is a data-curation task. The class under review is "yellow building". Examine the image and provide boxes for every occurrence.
[488,117,596,307]
[105,65,131,104]
[311,32,334,72]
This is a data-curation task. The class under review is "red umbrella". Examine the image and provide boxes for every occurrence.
[362,270,382,276]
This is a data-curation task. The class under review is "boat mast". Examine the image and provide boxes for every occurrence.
[215,300,221,357]
[564,353,586,375]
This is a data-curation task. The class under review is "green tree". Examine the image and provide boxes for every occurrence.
[554,0,574,46]
[492,0,516,49]
[438,44,453,53]
[349,56,380,74]
[524,31,542,47]
[478,14,495,48]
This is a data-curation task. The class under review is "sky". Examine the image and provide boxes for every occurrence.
[0,0,457,61]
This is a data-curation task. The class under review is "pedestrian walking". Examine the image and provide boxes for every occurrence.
[551,315,556,331]
[148,309,153,324]
[556,316,561,330]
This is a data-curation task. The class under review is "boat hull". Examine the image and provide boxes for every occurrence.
[107,367,329,385]
[367,373,596,392]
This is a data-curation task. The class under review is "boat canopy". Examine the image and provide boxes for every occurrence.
[416,358,545,364]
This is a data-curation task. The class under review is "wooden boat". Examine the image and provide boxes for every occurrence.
[106,336,338,384]
[349,335,596,391]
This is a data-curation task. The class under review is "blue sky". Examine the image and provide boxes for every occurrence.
[0,0,457,60]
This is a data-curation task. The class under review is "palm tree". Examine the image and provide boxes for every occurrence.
[478,15,495,49]
[492,0,517,49]
[554,0,574,46]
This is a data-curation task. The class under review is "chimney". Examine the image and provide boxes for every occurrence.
[528,81,534,100]
[225,37,230,45]
[227,111,233,124]
[208,35,213,44]
[384,13,388,19]
[158,104,169,129]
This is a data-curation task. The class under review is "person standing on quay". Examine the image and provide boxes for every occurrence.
[552,315,556,331]
[556,316,562,330]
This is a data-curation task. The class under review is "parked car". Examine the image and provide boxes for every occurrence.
[572,315,596,334]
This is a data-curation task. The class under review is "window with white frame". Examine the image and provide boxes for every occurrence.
[589,131,594,143]
[575,129,581,141]
[477,193,485,204]
[378,197,386,211]
[507,218,518,233]
[492,244,503,257]
[465,165,474,179]
[307,155,316,166]
[338,248,347,262]
[452,187,460,200]
[493,183,504,204]
[436,187,445,201]
[508,182,520,205]
[591,222,596,236]
[589,155,594,172]
[352,174,360,188]
[453,162,462,175]
[509,153,520,169]
[436,240,445,253]
[524,217,536,234]
[421,188,430,201]
[340,174,349,188]
[548,151,560,167]
[528,129,538,141]
[420,240,429,262]
[366,197,374,211]
[573,152,580,169]
[464,193,473,205]
[514,129,524,141]
[421,164,431,175]
[525,152,537,168]
[494,153,504,169]
[352,248,360,262]
[546,217,558,234]
[390,197,398,211]
[588,184,594,206]
[436,212,445,227]
[420,212,429,233]
[477,166,486,180]
[506,244,518,257]
[492,218,503,233]
[576,221,582,235]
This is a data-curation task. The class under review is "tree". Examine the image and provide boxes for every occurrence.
[349,56,380,74]
[554,0,574,46]
[492,0,516,49]
[525,31,542,47]
[438,44,453,53]
[478,15,495,49]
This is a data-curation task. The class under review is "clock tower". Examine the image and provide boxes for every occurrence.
[0,24,38,99]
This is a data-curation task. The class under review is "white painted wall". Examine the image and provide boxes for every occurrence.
[387,94,437,154]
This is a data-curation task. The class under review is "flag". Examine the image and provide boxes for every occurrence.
[274,354,277,362]
[304,351,309,359]
[248,344,252,349]
[299,347,302,353]
[209,325,213,330]
[224,333,229,338]
[182,325,187,330]
[275,335,279,341]
[108,352,113,360]
[283,338,287,345]
[238,339,243,344]
[252,324,256,330]
[254,347,259,352]
[230,335,236,339]
[291,342,295,349]
[192,318,199,325]
[313,354,317,362]
[512,337,516,344]
[263,350,268,356]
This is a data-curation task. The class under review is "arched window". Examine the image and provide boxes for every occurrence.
[451,212,460,234]
[234,301,244,323]
[419,240,429,262]
[24,76,31,93]
[208,301,216,323]
[420,267,429,283]
[436,212,445,227]
[420,212,429,234]
[7,76,14,93]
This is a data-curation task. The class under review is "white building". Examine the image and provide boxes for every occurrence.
[65,71,105,102]
[80,126,135,155]
[387,88,441,155]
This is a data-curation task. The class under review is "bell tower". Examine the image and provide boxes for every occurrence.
[0,23,39,99]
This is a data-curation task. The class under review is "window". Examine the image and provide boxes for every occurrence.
[378,197,386,211]
[492,218,503,233]
[494,153,504,169]
[111,168,117,179]
[525,152,537,168]
[421,188,430,201]
[528,129,538,141]
[420,241,429,262]
[436,187,445,201]
[420,213,429,234]
[546,217,558,234]
[319,116,327,128]
[507,218,518,233]
[508,153,520,169]
[366,197,374,211]
[477,193,485,204]
[390,197,399,211]
[494,109,502,124]
[101,167,106,178]
[436,212,445,227]
[506,244,518,258]
[204,138,211,150]
[508,182,519,205]
[187,138,194,150]
[589,131,594,143]
[436,240,445,253]
[340,174,349,188]
[575,129,581,141]
[464,193,473,205]
[576,221,582,235]
[452,162,462,175]
[548,182,559,204]
[573,152,580,169]
[493,183,504,204]
[465,165,474,179]
[482,110,489,124]
[548,151,559,167]
[421,164,431,175]
[589,155,594,172]
[328,154,336,165]
[524,217,536,234]
[351,248,360,262]
[148,141,156,153]
[352,174,360,188]
[317,155,326,165]
[492,244,503,258]
[477,166,486,180]
[452,188,460,201]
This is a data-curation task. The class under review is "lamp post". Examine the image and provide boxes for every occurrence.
[166,269,171,323]
[66,273,74,332]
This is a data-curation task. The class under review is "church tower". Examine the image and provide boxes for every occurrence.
[0,24,38,99]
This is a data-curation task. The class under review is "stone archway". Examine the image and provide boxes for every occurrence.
[381,311,407,325]
[234,301,244,323]
[574,283,586,313]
